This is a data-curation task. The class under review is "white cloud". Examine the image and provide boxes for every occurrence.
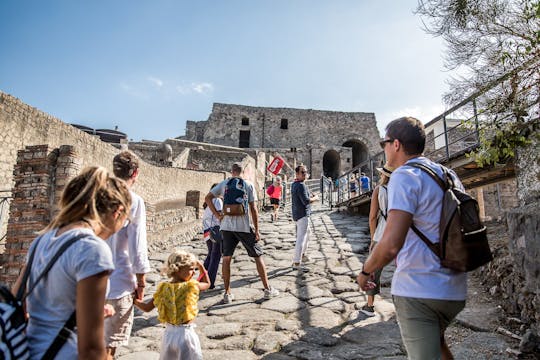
[192,82,213,94]
[176,82,214,95]
[147,76,164,88]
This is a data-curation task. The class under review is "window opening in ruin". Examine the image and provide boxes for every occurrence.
[239,130,250,148]
[280,118,288,129]
[242,117,249,126]
[342,139,369,168]
[323,150,341,179]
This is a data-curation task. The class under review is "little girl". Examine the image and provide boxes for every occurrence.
[134,250,210,360]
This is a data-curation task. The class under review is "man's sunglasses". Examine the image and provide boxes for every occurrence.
[379,138,395,149]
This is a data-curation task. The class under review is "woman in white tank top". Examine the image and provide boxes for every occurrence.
[361,163,394,316]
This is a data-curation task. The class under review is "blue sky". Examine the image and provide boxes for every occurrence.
[0,1,452,142]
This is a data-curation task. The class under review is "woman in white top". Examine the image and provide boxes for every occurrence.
[202,183,223,289]
[13,166,131,360]
[361,163,394,316]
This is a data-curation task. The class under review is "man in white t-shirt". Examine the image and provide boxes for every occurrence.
[105,151,151,359]
[205,163,279,304]
[357,117,466,360]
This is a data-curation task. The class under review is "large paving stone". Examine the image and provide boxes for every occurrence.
[308,297,348,313]
[206,301,259,316]
[261,294,306,313]
[253,331,291,354]
[294,307,344,328]
[202,322,242,339]
[450,332,509,359]
[297,327,339,346]
[289,285,333,300]
[225,308,285,322]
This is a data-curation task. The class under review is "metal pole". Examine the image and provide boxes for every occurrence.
[442,115,450,160]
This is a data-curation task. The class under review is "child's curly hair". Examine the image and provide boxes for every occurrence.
[162,250,197,277]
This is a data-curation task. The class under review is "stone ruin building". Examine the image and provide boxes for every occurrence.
[181,103,383,180]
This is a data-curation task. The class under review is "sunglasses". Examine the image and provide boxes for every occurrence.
[379,138,395,149]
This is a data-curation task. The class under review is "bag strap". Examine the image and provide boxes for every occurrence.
[405,163,446,258]
[15,234,44,300]
[22,233,88,301]
[42,311,76,360]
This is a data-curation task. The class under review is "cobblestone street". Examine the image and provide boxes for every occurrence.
[117,203,512,360]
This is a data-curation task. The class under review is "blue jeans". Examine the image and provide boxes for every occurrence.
[203,236,222,288]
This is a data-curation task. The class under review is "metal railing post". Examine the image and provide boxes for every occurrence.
[443,115,450,160]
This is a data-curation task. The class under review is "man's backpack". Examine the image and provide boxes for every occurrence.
[223,177,248,216]
[0,233,83,360]
[408,163,493,272]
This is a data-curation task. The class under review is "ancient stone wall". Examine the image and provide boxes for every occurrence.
[469,179,519,221]
[516,136,540,205]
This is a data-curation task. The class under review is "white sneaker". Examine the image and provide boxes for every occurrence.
[263,287,279,299]
[223,293,235,304]
[292,262,309,272]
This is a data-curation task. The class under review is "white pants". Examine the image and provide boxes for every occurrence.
[160,323,202,360]
[293,216,310,263]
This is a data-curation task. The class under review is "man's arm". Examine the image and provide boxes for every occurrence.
[357,209,412,289]
[249,201,260,240]
[128,198,151,300]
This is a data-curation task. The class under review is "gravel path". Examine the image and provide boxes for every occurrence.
[117,203,513,359]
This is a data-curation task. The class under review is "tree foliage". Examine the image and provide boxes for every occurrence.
[416,0,540,165]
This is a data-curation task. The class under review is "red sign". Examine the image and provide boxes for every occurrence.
[267,156,284,175]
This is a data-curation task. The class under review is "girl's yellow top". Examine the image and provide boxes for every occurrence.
[153,279,200,325]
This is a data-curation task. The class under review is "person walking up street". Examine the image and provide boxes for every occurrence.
[291,165,318,270]
[202,183,223,289]
[360,172,370,194]
[267,176,283,222]
[105,151,151,360]
[361,163,394,316]
[205,163,279,304]
[357,117,467,360]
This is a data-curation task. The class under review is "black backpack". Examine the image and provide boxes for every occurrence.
[0,233,84,359]
[408,163,493,272]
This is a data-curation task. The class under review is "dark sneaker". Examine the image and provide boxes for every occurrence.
[360,304,375,316]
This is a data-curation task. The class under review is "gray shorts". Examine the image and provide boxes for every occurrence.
[393,295,465,360]
[105,294,135,348]
[221,230,264,257]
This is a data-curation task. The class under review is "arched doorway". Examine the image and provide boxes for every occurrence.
[323,150,341,179]
[342,140,369,168]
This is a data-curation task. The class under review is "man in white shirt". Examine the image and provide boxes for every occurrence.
[105,151,151,359]
[357,117,466,360]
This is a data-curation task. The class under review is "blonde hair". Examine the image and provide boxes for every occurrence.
[44,166,132,233]
[379,173,390,186]
[162,250,197,278]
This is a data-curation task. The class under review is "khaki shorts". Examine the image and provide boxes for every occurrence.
[105,294,135,348]
[393,295,465,360]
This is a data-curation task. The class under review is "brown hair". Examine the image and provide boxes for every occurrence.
[113,151,139,180]
[44,166,132,233]
[385,117,426,155]
[203,183,219,209]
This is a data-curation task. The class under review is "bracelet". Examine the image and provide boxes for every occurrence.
[361,267,370,276]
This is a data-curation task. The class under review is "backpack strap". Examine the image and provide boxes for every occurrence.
[15,234,44,300]
[406,162,447,258]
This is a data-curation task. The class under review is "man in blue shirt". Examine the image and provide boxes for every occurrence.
[291,165,318,269]
[360,172,370,194]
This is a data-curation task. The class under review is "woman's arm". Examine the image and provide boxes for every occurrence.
[76,271,109,360]
[368,186,380,240]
